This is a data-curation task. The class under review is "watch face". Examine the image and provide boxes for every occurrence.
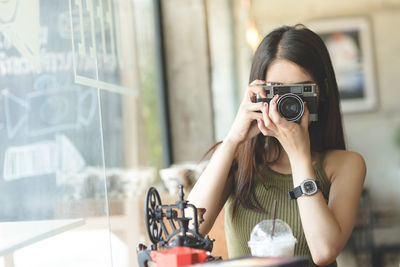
[302,180,317,195]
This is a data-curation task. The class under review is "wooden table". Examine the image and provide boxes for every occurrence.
[192,256,309,267]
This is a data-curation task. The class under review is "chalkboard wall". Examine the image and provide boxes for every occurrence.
[0,0,126,221]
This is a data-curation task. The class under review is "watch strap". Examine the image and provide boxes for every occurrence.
[288,180,319,200]
[288,186,303,200]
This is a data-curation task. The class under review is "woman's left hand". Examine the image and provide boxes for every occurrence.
[257,94,311,163]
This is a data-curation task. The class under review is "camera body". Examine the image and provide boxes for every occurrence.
[255,83,318,122]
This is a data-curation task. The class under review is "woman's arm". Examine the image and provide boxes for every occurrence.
[291,150,365,266]
[258,96,366,266]
[188,80,267,235]
[187,138,237,235]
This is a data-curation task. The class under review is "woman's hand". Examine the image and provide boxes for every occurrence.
[225,80,266,145]
[257,94,311,163]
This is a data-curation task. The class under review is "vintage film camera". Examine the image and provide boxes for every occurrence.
[255,83,318,122]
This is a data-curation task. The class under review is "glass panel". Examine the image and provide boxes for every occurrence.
[0,0,163,266]
[0,0,112,264]
[101,1,163,266]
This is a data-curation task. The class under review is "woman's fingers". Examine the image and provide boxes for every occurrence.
[244,102,264,112]
[250,79,265,86]
[257,102,276,137]
[268,95,285,125]
[257,118,274,136]
[248,92,310,138]
[246,80,266,103]
[238,103,263,120]
[262,102,276,130]
[300,102,310,129]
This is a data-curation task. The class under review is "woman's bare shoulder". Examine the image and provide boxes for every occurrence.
[323,150,366,183]
[324,149,365,163]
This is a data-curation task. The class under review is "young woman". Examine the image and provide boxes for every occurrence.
[188,24,366,267]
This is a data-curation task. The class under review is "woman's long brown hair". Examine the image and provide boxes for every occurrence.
[204,25,346,218]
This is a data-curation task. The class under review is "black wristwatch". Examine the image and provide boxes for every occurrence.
[288,179,319,200]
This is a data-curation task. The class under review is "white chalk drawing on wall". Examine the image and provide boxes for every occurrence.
[0,0,41,72]
[3,134,86,181]
[0,112,4,130]
[69,0,136,95]
[78,89,97,125]
[0,0,19,24]
[55,134,86,185]
[29,90,78,135]
[2,89,29,138]
[2,86,96,138]
[0,95,5,130]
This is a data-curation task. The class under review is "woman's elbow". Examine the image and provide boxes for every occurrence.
[311,245,340,266]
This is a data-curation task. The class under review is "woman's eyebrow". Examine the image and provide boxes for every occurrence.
[294,81,314,84]
[266,81,314,84]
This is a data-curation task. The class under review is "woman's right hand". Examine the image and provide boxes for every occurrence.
[225,80,267,145]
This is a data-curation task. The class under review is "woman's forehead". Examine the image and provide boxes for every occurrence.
[265,59,314,84]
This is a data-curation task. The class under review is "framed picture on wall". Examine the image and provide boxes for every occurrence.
[307,17,377,113]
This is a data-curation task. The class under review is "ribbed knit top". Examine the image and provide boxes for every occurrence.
[224,152,337,267]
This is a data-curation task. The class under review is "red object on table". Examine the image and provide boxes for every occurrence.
[150,246,210,267]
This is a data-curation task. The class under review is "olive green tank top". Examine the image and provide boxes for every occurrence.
[224,152,337,267]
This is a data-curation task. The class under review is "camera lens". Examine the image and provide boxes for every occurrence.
[277,93,304,122]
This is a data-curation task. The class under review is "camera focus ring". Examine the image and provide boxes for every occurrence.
[276,93,304,122]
